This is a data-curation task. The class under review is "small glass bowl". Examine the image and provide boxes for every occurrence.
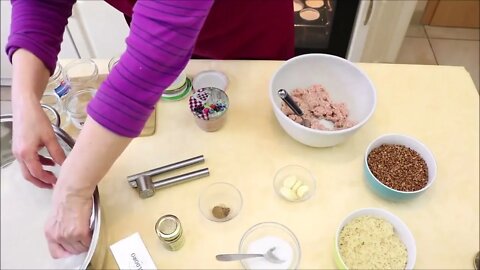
[198,182,242,222]
[273,165,316,202]
[64,59,99,89]
[239,222,301,270]
[65,88,97,130]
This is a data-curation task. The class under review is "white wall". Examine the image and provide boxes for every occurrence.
[68,1,129,59]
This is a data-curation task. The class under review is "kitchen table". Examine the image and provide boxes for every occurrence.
[61,59,479,269]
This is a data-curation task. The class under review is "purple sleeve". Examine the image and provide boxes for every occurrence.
[5,0,76,75]
[87,1,214,137]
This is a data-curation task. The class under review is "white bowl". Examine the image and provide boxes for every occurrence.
[269,54,376,147]
[334,208,416,269]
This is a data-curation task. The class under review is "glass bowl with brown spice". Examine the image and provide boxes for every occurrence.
[198,182,243,222]
[364,134,437,200]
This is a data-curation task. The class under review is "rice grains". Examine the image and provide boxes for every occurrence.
[367,144,428,192]
[339,216,408,269]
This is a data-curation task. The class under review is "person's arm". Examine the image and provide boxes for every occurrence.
[46,0,214,258]
[7,0,76,187]
[45,117,131,257]
[11,49,66,188]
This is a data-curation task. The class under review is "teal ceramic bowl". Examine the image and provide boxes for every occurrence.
[334,208,416,269]
[364,134,437,200]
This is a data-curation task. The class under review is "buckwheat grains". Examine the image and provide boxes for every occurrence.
[367,144,428,191]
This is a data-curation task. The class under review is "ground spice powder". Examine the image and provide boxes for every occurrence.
[212,204,230,219]
[367,144,428,192]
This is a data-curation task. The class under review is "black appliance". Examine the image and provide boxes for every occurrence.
[294,0,360,58]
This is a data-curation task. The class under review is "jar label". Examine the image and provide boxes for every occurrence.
[54,81,70,98]
[162,233,185,251]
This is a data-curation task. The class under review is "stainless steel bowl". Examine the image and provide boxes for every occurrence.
[54,121,106,269]
[0,106,106,269]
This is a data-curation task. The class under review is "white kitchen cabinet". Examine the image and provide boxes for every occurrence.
[67,1,129,59]
[349,0,417,63]
[0,1,79,85]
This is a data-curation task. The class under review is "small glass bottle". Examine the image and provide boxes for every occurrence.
[155,214,185,251]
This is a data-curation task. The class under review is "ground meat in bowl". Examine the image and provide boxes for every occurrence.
[280,84,355,130]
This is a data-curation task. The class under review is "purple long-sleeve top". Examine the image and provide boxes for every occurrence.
[6,0,214,137]
[6,0,294,137]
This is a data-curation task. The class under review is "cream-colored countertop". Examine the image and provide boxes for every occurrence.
[72,60,479,269]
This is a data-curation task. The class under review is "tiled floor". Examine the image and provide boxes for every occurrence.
[397,17,480,92]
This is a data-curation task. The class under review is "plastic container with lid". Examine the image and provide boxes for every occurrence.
[189,87,229,132]
[192,70,228,92]
[161,70,192,101]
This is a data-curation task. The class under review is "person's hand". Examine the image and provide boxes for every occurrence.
[45,181,93,258]
[12,101,66,188]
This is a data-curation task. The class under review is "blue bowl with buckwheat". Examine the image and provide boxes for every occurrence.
[364,134,437,200]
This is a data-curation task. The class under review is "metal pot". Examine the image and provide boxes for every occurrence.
[0,105,106,269]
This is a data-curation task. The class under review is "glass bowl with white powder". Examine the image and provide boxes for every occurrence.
[239,222,301,270]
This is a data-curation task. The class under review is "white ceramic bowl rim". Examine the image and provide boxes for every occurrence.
[364,133,437,194]
[269,53,377,135]
[335,208,416,269]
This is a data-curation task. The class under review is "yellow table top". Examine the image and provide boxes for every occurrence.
[79,59,479,269]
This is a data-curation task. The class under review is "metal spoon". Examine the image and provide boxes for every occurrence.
[216,247,285,264]
[278,89,335,130]
[278,89,303,116]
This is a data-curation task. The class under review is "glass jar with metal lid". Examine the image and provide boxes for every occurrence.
[155,214,185,251]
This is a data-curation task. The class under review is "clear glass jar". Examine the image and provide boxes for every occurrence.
[64,59,99,91]
[45,63,71,100]
[108,56,120,73]
[40,93,69,129]
[65,88,97,130]
[42,64,70,128]
[155,214,185,251]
